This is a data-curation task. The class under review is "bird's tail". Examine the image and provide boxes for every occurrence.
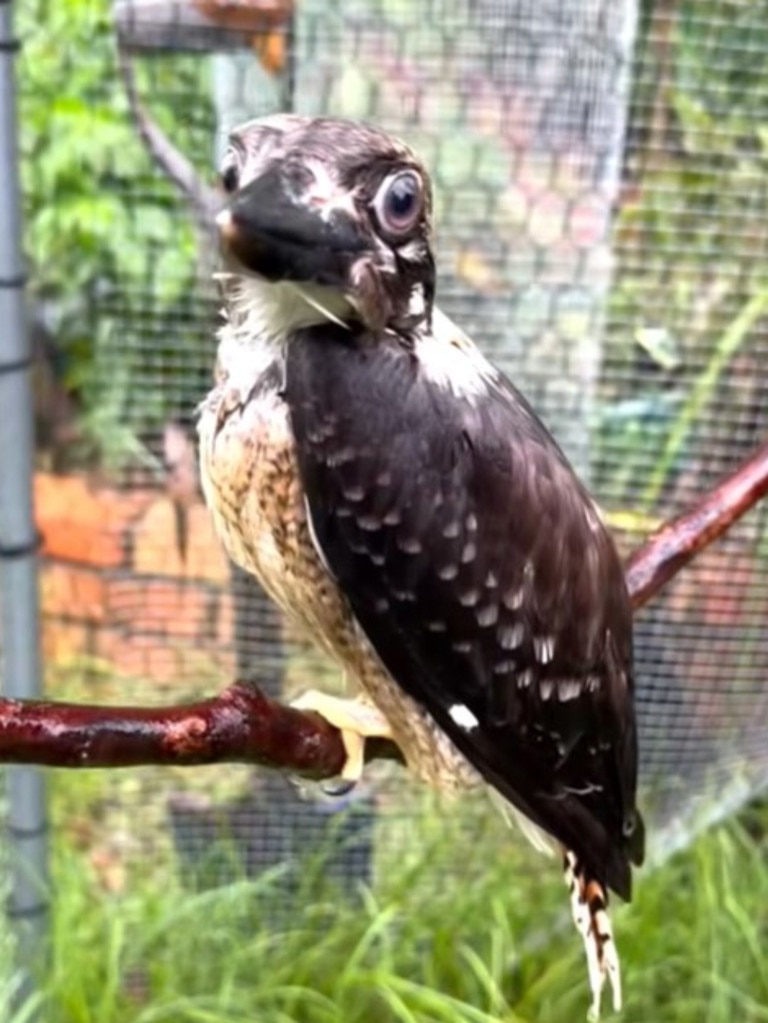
[563,850,621,1021]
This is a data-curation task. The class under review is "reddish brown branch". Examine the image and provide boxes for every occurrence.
[0,682,402,772]
[626,438,768,610]
[1,440,767,774]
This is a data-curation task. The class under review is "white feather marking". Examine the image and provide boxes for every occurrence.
[448,703,479,731]
[534,635,555,664]
[415,308,497,401]
[297,158,358,223]
[304,497,335,578]
[586,674,601,693]
[558,680,582,702]
[397,238,427,262]
[407,284,426,319]
[220,276,352,348]
[476,603,499,627]
[498,622,524,650]
[492,659,516,674]
[517,668,533,688]
[502,586,525,611]
[461,541,477,563]
[293,284,351,329]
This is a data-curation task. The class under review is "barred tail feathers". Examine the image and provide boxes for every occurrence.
[563,849,621,1021]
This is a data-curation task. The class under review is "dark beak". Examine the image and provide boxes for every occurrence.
[217,167,368,287]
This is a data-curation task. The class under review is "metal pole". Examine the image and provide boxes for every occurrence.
[0,0,49,1014]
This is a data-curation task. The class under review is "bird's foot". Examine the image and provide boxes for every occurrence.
[290,691,393,794]
[563,851,622,1021]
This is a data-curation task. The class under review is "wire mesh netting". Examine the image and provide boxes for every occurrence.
[6,0,768,926]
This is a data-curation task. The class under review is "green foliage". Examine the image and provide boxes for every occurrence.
[17,0,215,468]
[602,1,768,507]
[3,767,768,1022]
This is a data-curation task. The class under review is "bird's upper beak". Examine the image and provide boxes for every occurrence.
[217,167,368,288]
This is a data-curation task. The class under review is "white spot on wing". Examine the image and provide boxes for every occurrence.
[438,564,459,580]
[442,521,461,538]
[325,446,356,467]
[357,514,382,531]
[461,541,477,564]
[448,703,479,731]
[517,669,533,689]
[493,659,516,674]
[342,483,365,501]
[476,603,499,627]
[397,536,423,554]
[502,586,525,611]
[534,635,555,664]
[558,680,582,702]
[498,622,524,649]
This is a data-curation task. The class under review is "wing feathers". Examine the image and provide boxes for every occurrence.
[286,322,643,898]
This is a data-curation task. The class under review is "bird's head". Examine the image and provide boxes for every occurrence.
[216,115,435,337]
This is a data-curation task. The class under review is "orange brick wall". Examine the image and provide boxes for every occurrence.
[35,473,237,689]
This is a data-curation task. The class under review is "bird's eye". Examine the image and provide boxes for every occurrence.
[373,171,423,235]
[221,162,240,195]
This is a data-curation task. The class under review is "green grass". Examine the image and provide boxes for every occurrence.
[3,769,768,1023]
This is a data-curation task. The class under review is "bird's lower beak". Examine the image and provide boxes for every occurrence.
[217,169,367,287]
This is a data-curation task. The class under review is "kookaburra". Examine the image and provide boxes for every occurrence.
[197,114,645,1020]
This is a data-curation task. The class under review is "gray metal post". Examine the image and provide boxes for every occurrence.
[0,0,49,1014]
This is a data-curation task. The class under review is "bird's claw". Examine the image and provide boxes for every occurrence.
[320,777,358,798]
[290,690,394,787]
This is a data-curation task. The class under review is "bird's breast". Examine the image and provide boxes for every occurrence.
[197,348,325,620]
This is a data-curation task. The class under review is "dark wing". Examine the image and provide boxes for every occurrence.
[286,324,645,899]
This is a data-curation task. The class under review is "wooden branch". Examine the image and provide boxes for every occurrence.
[0,682,401,772]
[626,438,768,610]
[116,45,220,229]
[1,439,767,774]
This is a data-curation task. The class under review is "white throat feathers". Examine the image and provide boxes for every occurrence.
[217,274,354,349]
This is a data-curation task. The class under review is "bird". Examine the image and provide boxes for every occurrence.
[196,113,645,1020]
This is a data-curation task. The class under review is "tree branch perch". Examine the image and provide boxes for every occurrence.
[1,439,768,775]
